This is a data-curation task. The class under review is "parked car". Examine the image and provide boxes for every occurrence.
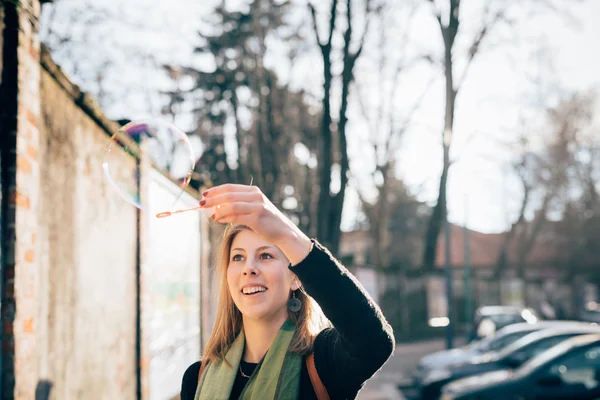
[413,320,586,388]
[418,325,600,400]
[468,305,540,342]
[441,333,600,400]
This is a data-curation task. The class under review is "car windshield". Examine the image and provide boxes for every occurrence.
[499,332,566,359]
[484,330,536,352]
[516,336,598,376]
[487,313,527,328]
[516,338,589,377]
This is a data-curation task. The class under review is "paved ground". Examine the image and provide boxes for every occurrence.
[357,338,466,400]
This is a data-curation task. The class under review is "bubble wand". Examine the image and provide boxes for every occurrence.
[156,176,253,219]
[156,205,205,218]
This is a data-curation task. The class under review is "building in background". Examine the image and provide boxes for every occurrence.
[339,224,599,341]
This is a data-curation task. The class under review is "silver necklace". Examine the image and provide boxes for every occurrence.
[239,364,251,379]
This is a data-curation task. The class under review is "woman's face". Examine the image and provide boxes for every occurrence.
[227,229,298,322]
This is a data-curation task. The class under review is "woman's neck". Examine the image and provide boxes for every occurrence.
[242,314,287,363]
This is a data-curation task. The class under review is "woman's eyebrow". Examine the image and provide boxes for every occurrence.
[256,245,276,252]
[231,245,276,253]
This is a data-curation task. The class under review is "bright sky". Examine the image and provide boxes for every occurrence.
[41,0,600,234]
[342,0,600,233]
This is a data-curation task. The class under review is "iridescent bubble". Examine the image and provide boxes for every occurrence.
[102,119,197,217]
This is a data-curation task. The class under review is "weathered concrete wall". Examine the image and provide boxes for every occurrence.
[38,52,138,399]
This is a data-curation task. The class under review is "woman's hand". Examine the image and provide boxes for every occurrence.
[199,184,312,265]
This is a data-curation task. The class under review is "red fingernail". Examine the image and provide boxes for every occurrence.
[202,191,209,197]
[200,200,206,206]
[211,214,216,220]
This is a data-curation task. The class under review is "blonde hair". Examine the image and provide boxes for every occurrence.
[202,225,329,363]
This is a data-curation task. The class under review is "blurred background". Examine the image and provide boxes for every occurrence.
[1,0,600,399]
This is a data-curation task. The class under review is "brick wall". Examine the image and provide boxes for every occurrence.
[1,0,43,398]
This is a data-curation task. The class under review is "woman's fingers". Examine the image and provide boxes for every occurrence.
[200,191,262,209]
[214,213,254,226]
[212,202,262,222]
[203,184,259,198]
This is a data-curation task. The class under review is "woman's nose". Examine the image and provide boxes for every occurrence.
[242,261,259,276]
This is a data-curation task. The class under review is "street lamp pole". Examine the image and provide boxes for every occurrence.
[463,193,472,333]
[444,207,454,349]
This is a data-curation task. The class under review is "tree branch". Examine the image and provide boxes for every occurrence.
[456,5,508,91]
[327,0,340,45]
[307,2,323,48]
[351,0,372,62]
[424,0,443,28]
[387,73,436,160]
[355,80,379,152]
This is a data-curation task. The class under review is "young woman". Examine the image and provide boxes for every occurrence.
[180,184,395,400]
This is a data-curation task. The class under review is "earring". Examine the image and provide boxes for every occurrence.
[288,290,302,313]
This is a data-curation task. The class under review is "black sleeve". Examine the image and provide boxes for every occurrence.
[289,240,395,398]
[181,361,201,400]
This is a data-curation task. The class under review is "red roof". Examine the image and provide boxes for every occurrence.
[435,224,562,268]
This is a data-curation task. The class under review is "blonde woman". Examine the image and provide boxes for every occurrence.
[180,184,395,400]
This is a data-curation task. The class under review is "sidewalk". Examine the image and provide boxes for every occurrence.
[358,384,405,400]
[357,337,466,400]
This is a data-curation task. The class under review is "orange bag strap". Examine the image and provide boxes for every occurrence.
[196,354,330,400]
[197,360,207,382]
[306,353,330,400]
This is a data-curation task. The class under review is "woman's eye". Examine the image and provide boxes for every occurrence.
[232,254,244,262]
[260,253,274,260]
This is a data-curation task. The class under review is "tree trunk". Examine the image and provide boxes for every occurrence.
[372,165,391,269]
[262,72,278,201]
[310,0,339,250]
[327,0,360,256]
[516,197,550,278]
[422,0,459,269]
[316,53,334,248]
[230,93,247,185]
[495,181,530,277]
[423,158,449,269]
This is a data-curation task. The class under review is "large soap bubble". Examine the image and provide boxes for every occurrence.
[102,119,198,217]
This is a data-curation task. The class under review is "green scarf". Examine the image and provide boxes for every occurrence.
[194,319,302,400]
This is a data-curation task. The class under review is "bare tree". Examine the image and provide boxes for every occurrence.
[40,0,204,118]
[354,0,432,270]
[495,143,534,276]
[498,92,597,284]
[40,0,117,108]
[546,92,599,269]
[308,0,371,254]
[420,0,520,269]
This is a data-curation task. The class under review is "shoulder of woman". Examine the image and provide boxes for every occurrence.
[182,360,202,384]
[312,327,340,353]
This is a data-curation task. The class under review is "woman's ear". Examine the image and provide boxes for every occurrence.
[291,278,301,291]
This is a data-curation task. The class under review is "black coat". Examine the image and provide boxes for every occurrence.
[180,240,395,400]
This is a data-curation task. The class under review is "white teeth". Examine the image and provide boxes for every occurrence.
[242,286,267,295]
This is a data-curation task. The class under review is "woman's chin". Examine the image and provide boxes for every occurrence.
[240,304,288,323]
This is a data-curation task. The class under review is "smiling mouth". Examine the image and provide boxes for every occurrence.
[241,287,268,296]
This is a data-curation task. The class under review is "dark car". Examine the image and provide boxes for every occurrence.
[441,333,600,400]
[413,321,586,388]
[418,325,600,400]
[468,305,540,342]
